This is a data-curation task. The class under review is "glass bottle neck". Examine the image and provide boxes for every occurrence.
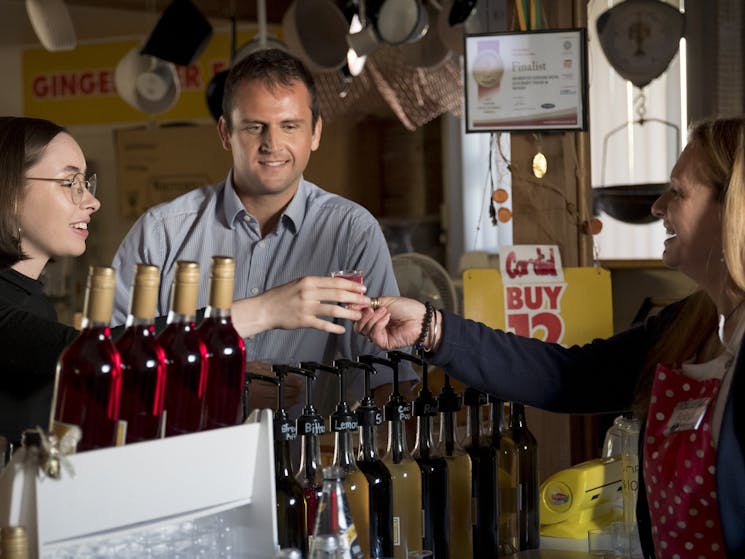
[166,310,197,325]
[511,403,527,430]
[414,415,438,458]
[275,439,294,479]
[124,315,155,329]
[358,425,380,461]
[438,410,460,456]
[297,434,323,482]
[333,430,358,470]
[204,306,232,319]
[386,419,410,464]
[466,404,482,447]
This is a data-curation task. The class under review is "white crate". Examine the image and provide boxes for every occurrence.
[0,410,278,558]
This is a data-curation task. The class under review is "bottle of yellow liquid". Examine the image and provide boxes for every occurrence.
[363,352,423,559]
[437,375,473,559]
[326,360,371,558]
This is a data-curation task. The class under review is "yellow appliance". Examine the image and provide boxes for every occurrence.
[539,457,623,539]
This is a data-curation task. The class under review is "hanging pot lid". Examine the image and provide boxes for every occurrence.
[115,45,181,115]
[282,0,350,72]
[399,1,451,68]
[375,0,429,45]
[436,0,477,55]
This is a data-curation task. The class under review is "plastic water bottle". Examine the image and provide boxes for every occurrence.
[310,466,363,559]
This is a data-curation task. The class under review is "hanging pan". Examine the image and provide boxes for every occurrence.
[593,118,680,224]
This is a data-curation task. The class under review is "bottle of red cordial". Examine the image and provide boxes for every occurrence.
[52,266,123,451]
[199,256,246,430]
[116,263,168,443]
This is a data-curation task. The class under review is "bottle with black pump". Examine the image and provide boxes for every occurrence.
[296,362,334,540]
[509,402,539,550]
[362,353,423,559]
[437,375,473,558]
[489,395,518,555]
[411,353,449,558]
[462,386,499,557]
[354,356,394,559]
[321,360,371,558]
[248,369,307,556]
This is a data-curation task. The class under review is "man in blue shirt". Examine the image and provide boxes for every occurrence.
[112,48,414,415]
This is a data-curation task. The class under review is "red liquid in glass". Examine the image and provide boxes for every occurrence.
[158,321,209,435]
[116,324,167,443]
[54,326,122,451]
[335,272,364,283]
[199,316,246,429]
[303,483,322,535]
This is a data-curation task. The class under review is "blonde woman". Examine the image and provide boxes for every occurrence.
[357,117,745,557]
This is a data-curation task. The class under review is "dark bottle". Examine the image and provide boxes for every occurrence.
[324,360,371,559]
[362,353,422,559]
[489,396,518,555]
[353,357,394,559]
[462,387,499,557]
[116,264,168,443]
[509,402,539,550]
[249,368,308,556]
[159,261,209,436]
[409,353,449,559]
[437,375,473,559]
[52,266,122,451]
[200,256,246,430]
[294,362,329,538]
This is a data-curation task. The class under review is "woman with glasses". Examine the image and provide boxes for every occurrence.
[0,116,98,448]
[0,116,370,449]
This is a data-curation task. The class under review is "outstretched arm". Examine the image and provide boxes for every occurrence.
[232,275,371,339]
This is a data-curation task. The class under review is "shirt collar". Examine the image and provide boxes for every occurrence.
[221,172,310,235]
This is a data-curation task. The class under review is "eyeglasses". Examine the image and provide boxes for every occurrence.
[26,172,97,205]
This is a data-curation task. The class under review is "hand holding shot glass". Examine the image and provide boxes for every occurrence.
[330,270,380,312]
[331,269,364,284]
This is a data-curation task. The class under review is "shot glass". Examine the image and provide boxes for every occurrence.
[331,269,364,284]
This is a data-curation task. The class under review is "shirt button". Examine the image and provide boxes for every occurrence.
[243,215,251,222]
[258,241,266,248]
[251,287,259,295]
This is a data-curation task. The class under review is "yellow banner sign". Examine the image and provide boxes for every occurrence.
[463,267,614,346]
[22,30,268,125]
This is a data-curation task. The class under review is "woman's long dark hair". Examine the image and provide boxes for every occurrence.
[0,116,67,268]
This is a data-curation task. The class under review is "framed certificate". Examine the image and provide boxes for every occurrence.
[464,28,588,132]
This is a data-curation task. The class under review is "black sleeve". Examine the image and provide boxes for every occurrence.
[428,306,676,414]
[0,305,79,379]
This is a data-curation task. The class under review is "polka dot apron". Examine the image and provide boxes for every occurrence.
[643,363,726,558]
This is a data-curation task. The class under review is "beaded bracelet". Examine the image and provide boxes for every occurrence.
[414,301,434,351]
[421,308,439,353]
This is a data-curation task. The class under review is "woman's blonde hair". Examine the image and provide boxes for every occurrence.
[689,117,745,292]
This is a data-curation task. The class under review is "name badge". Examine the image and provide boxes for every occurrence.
[664,398,710,435]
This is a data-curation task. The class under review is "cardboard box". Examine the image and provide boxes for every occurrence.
[115,124,232,221]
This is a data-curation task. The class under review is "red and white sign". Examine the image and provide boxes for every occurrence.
[500,245,566,342]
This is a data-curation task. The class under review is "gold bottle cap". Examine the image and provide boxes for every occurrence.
[1,525,29,559]
[129,264,160,321]
[171,261,200,315]
[83,266,116,325]
[209,256,235,310]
